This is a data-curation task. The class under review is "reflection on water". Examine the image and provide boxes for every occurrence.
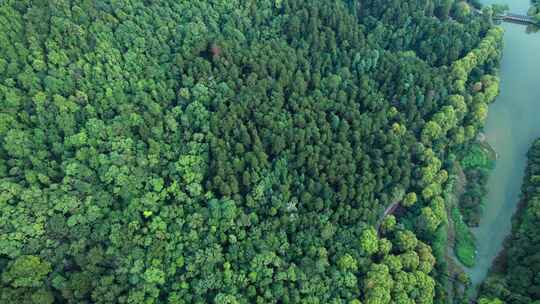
[525,24,540,33]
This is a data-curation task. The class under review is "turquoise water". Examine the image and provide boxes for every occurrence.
[467,0,540,286]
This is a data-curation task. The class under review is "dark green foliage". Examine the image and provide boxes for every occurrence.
[479,139,540,303]
[529,0,540,21]
[0,0,501,303]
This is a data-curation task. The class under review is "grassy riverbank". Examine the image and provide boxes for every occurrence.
[461,143,496,170]
[457,142,496,227]
[440,167,476,303]
[452,141,496,268]
[452,206,477,267]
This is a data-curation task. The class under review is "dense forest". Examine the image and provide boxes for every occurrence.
[479,139,540,304]
[0,0,503,303]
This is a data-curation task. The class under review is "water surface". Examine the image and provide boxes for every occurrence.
[468,0,540,285]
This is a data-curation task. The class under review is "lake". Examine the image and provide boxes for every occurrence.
[467,0,540,286]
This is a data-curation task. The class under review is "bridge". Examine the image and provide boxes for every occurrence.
[472,7,539,26]
[498,13,538,25]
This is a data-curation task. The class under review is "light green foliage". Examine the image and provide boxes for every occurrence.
[3,129,32,158]
[144,268,166,285]
[420,150,443,186]
[338,254,358,272]
[400,251,420,271]
[454,1,472,20]
[383,255,403,273]
[378,238,393,256]
[395,231,418,253]
[461,144,494,170]
[360,227,379,256]
[472,102,489,123]
[478,298,504,304]
[403,192,418,207]
[482,75,500,103]
[451,27,503,94]
[422,121,443,143]
[363,264,393,304]
[419,207,443,234]
[381,215,397,234]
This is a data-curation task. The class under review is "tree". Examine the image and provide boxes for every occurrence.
[421,121,443,144]
[418,207,442,234]
[338,254,358,272]
[2,256,51,288]
[453,1,471,21]
[395,231,418,253]
[360,227,379,256]
[363,264,393,304]
[381,215,397,235]
[403,192,417,207]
